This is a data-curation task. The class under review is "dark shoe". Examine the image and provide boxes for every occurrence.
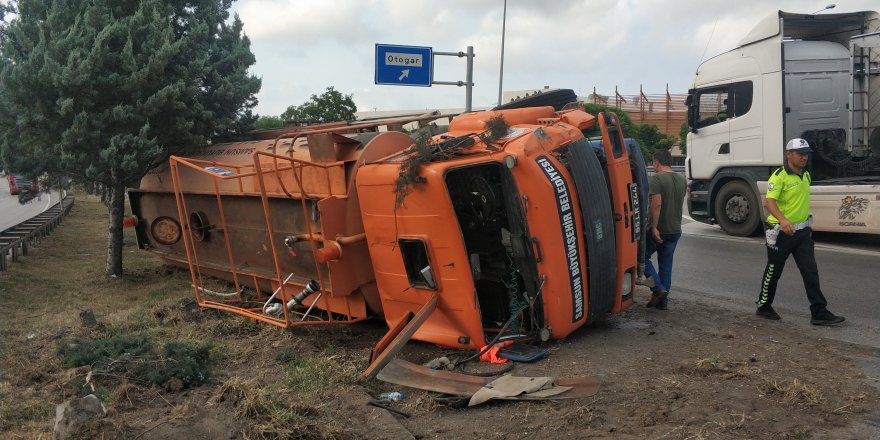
[756,305,781,320]
[655,302,668,311]
[811,310,845,326]
[646,290,667,308]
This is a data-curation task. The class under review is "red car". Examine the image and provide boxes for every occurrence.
[7,175,38,195]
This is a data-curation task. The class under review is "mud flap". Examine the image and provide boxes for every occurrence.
[567,139,617,324]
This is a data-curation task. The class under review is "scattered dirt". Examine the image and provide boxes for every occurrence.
[366,289,880,439]
[3,285,878,439]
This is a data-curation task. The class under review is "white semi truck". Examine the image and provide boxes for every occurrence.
[685,10,880,236]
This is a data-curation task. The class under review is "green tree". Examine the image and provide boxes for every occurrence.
[634,124,676,153]
[0,0,261,276]
[281,86,357,123]
[678,121,688,155]
[255,115,283,130]
[582,103,637,138]
[0,3,12,24]
[582,103,675,160]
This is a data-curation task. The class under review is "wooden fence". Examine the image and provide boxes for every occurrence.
[587,85,688,140]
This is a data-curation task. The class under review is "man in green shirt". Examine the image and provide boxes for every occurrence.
[756,138,844,325]
[645,149,687,310]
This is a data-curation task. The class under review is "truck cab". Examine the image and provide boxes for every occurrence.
[357,108,640,347]
[686,10,880,236]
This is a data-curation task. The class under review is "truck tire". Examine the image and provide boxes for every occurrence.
[714,180,761,237]
[627,142,649,275]
[627,142,649,233]
[493,89,578,112]
[567,138,616,324]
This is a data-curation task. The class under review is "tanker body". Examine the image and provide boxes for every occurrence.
[129,106,642,350]
[129,121,413,325]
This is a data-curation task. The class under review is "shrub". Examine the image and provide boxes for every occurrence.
[59,334,153,368]
[59,334,212,388]
[141,341,213,387]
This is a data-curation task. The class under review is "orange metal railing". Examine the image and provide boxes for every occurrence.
[168,152,362,328]
[163,113,453,328]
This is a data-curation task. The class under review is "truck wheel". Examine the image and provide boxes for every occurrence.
[493,89,578,111]
[568,139,616,324]
[714,180,761,236]
[627,142,649,234]
[627,142,649,275]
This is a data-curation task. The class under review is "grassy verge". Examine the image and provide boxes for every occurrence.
[0,194,363,439]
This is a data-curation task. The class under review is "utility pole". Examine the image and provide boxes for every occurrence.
[497,0,507,106]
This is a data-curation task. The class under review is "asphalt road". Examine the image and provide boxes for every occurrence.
[669,212,880,349]
[0,174,60,231]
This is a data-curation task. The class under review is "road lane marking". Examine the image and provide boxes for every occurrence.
[681,229,880,257]
[42,193,52,211]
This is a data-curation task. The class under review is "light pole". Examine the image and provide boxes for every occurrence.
[497,0,507,106]
[811,4,836,14]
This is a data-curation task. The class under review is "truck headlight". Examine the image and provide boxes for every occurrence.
[621,270,633,297]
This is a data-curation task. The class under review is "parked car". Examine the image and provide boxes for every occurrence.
[7,175,38,195]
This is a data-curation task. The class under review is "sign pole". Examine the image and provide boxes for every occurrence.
[433,48,475,112]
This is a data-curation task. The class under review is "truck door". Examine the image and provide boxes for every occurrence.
[728,80,763,164]
[688,85,731,176]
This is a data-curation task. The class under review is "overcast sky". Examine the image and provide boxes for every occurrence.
[233,0,877,117]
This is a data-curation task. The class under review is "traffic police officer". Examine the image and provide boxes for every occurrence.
[755,138,845,325]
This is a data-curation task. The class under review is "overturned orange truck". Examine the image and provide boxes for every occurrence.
[128,103,643,355]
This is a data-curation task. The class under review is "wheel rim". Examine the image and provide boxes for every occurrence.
[724,194,750,224]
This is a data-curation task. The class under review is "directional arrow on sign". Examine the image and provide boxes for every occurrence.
[375,44,432,87]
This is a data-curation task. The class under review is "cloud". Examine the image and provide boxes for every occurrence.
[235,0,880,116]
[236,0,373,44]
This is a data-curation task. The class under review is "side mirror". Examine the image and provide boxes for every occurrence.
[686,94,699,134]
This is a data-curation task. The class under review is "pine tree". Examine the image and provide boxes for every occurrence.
[0,0,261,276]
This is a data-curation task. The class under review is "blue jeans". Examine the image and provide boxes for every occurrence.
[645,233,682,305]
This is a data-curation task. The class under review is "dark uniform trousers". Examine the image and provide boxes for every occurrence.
[758,227,828,313]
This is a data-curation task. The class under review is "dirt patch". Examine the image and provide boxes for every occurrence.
[1,197,878,439]
[379,290,879,439]
[3,287,877,439]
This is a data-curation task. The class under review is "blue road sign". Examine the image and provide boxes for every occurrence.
[375,44,432,87]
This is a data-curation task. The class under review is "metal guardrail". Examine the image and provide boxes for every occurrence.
[0,195,75,271]
[647,165,686,174]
